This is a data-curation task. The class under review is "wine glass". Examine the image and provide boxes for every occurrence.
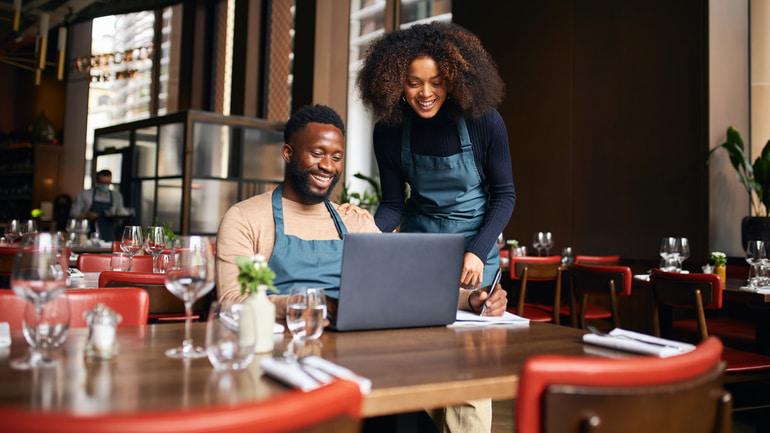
[23,293,70,349]
[676,237,690,272]
[5,219,22,244]
[659,236,677,271]
[561,247,574,267]
[9,232,68,369]
[65,218,78,246]
[533,232,544,256]
[543,232,554,256]
[22,220,37,237]
[287,287,327,343]
[144,226,166,273]
[164,236,216,358]
[746,240,766,287]
[121,226,144,271]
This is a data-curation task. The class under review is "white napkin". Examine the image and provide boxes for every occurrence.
[738,286,770,294]
[259,355,371,393]
[449,310,530,328]
[583,328,695,358]
[273,323,285,334]
[0,322,10,348]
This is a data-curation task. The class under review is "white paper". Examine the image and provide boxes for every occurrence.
[449,310,530,327]
[582,328,695,358]
[0,322,10,348]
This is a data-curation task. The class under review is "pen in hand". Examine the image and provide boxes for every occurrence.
[480,268,502,316]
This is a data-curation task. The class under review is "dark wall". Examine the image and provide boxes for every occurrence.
[453,0,709,263]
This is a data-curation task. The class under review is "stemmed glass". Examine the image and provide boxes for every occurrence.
[543,232,554,256]
[9,232,68,369]
[144,226,166,273]
[659,237,678,272]
[561,247,574,267]
[22,220,37,237]
[164,236,216,358]
[677,237,690,272]
[65,218,78,246]
[23,293,70,350]
[121,226,144,271]
[746,240,767,288]
[5,219,22,244]
[533,232,545,256]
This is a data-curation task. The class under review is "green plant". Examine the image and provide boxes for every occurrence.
[339,172,382,212]
[235,254,278,295]
[710,251,727,266]
[709,126,770,216]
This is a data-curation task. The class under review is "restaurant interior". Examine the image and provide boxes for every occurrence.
[2,0,770,432]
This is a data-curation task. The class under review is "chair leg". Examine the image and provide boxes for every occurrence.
[609,280,619,329]
[694,289,708,342]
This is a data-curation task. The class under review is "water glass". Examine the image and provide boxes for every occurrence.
[206,302,256,371]
[746,240,766,287]
[5,219,22,243]
[286,287,327,341]
[23,293,70,349]
[561,247,574,266]
[110,252,131,271]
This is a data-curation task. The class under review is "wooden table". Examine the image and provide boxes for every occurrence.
[0,321,608,418]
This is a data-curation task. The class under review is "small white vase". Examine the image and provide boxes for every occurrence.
[243,285,275,353]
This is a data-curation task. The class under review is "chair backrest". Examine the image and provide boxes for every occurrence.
[98,271,206,317]
[567,263,632,328]
[0,288,149,330]
[573,255,620,266]
[516,336,731,433]
[649,269,722,342]
[1,246,71,288]
[77,253,154,273]
[0,379,363,433]
[510,256,562,280]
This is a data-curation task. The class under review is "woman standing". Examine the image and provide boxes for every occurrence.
[356,22,516,291]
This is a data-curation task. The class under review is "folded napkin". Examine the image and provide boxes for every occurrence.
[0,322,10,348]
[583,328,695,358]
[449,310,530,328]
[738,286,770,294]
[259,355,371,393]
[633,274,650,281]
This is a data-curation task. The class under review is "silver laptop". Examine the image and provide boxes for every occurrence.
[332,232,465,331]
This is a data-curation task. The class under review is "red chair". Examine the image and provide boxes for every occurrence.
[98,271,208,322]
[0,246,16,288]
[508,256,563,323]
[77,253,154,273]
[0,288,149,330]
[563,264,632,329]
[573,255,620,266]
[650,269,770,379]
[0,379,363,433]
[516,336,731,433]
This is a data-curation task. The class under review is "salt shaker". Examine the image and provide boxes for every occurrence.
[83,303,122,360]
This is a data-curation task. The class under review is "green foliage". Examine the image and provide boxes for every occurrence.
[339,172,382,212]
[710,251,727,266]
[152,217,176,242]
[709,126,770,216]
[236,254,277,295]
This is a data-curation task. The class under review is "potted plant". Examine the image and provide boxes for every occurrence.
[236,253,277,353]
[709,126,770,247]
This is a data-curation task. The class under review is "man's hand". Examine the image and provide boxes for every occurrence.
[460,252,485,290]
[336,203,375,223]
[469,283,507,316]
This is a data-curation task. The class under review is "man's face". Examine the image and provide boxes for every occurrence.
[95,174,112,191]
[283,122,344,204]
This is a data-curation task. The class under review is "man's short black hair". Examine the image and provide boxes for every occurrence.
[96,169,112,178]
[284,104,345,144]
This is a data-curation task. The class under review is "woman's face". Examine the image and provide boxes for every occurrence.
[403,56,447,119]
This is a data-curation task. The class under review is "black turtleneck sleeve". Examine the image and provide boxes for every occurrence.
[373,107,516,261]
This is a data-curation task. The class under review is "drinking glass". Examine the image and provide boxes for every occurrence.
[206,301,256,370]
[286,287,327,342]
[22,219,37,237]
[144,226,166,273]
[659,236,678,272]
[77,219,90,245]
[543,232,554,256]
[65,218,78,246]
[5,219,22,244]
[561,247,574,266]
[746,240,767,288]
[121,226,144,270]
[110,252,131,271]
[9,232,68,369]
[533,232,545,256]
[676,237,690,272]
[164,236,216,358]
[23,293,70,349]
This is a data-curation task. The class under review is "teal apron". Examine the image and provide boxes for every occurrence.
[399,114,500,287]
[267,184,347,297]
[90,188,115,242]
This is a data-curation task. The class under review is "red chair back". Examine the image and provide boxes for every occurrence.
[0,288,149,330]
[516,337,730,433]
[650,269,722,310]
[566,263,632,328]
[510,255,562,280]
[573,255,620,265]
[0,379,362,433]
[77,253,153,273]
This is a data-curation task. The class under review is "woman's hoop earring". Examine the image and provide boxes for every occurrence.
[401,95,406,102]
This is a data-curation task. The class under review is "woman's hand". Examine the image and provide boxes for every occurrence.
[468,283,508,316]
[460,252,484,290]
[336,203,375,223]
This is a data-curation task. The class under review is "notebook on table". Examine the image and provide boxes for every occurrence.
[331,232,465,332]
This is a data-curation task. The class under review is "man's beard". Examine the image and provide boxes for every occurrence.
[287,156,340,204]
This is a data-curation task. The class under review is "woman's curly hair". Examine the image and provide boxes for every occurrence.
[356,21,504,125]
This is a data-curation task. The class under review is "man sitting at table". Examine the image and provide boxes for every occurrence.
[216,104,506,433]
[215,103,506,318]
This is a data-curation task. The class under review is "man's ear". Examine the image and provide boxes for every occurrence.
[281,143,293,163]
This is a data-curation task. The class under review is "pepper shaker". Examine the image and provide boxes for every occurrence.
[83,303,122,360]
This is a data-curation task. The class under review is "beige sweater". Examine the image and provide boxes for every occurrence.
[215,188,473,318]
